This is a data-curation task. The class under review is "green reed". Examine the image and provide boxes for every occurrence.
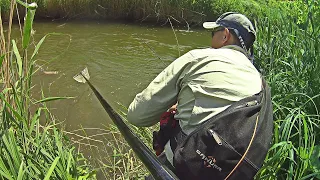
[94,124,152,179]
[71,105,155,179]
[0,1,95,179]
[254,0,320,179]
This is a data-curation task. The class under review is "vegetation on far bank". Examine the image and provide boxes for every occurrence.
[1,0,265,24]
[0,0,316,27]
[1,0,319,179]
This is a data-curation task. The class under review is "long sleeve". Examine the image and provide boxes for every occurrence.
[127,52,195,127]
[127,46,261,130]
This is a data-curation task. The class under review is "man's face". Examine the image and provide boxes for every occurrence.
[211,27,228,49]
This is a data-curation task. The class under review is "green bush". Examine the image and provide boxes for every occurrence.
[209,0,264,19]
[0,0,10,12]
[0,0,271,26]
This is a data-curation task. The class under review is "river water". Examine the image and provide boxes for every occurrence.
[28,20,209,178]
[31,20,208,131]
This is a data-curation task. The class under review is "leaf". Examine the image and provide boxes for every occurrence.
[3,107,20,128]
[44,157,60,180]
[268,141,291,151]
[15,0,29,8]
[17,162,25,180]
[27,61,35,94]
[0,156,14,180]
[0,94,23,122]
[2,130,21,179]
[29,108,41,134]
[34,97,74,104]
[22,152,44,175]
[12,40,22,77]
[22,8,36,49]
[66,148,74,174]
[40,149,54,162]
[311,145,320,178]
[31,35,47,61]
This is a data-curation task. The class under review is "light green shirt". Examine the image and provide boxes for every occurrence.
[127,45,262,164]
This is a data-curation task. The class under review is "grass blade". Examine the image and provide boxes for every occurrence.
[0,157,14,180]
[34,97,74,104]
[66,148,74,174]
[17,161,25,180]
[44,157,60,180]
[30,35,46,60]
[0,94,23,122]
[29,108,41,134]
[12,40,22,77]
[22,7,37,49]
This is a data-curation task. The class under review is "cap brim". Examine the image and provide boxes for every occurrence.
[203,22,221,29]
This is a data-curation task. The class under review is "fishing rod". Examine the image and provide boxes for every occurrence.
[73,68,179,180]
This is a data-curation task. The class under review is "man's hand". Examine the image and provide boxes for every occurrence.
[168,104,177,112]
[152,110,177,156]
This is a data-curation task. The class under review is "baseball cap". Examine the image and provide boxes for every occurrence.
[203,12,256,57]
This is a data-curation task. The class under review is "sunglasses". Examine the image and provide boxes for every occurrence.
[211,27,225,37]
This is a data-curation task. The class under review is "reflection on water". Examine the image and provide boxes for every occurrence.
[27,20,209,178]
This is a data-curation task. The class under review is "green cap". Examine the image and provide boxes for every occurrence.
[203,12,256,51]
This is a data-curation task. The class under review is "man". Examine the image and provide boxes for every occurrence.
[127,12,261,167]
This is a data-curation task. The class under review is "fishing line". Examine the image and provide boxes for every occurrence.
[142,41,164,62]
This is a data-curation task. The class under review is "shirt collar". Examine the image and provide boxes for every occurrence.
[221,45,249,58]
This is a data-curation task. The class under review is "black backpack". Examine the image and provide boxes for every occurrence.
[172,78,273,180]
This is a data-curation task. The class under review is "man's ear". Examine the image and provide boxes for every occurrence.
[222,28,231,44]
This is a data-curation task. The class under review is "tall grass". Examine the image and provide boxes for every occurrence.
[87,124,152,179]
[0,0,95,179]
[254,0,320,179]
[65,106,155,179]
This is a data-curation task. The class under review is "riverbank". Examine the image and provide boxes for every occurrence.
[1,0,269,27]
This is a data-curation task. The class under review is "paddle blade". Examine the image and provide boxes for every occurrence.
[73,67,90,83]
